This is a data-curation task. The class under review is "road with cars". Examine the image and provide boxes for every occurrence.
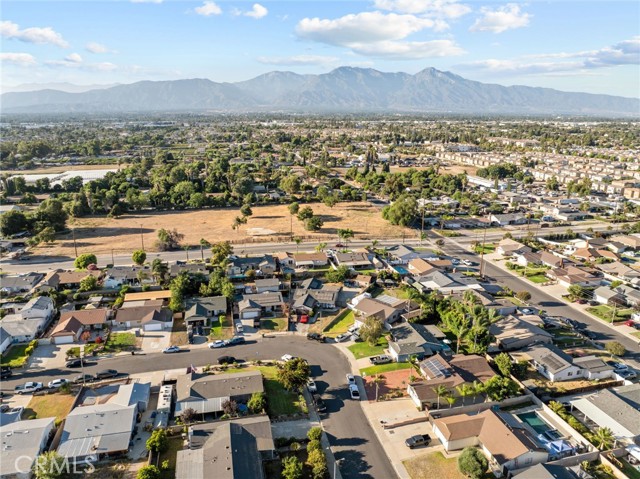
[2,336,398,479]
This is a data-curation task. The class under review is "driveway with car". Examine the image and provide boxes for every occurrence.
[140,330,172,353]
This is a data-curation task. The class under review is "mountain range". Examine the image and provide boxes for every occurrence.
[2,67,638,116]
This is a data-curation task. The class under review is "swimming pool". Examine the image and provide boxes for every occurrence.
[517,411,549,435]
[394,266,409,275]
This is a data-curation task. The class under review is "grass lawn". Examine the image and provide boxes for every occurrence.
[360,362,412,377]
[587,305,633,323]
[104,332,136,352]
[323,309,354,336]
[260,318,288,332]
[26,392,75,421]
[348,337,389,359]
[208,315,233,340]
[222,366,305,417]
[157,436,184,479]
[0,344,30,368]
[404,452,468,479]
[383,288,412,300]
[619,458,640,479]
[527,274,549,283]
[170,317,189,346]
[632,331,640,339]
[473,244,495,254]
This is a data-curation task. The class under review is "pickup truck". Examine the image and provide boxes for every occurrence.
[369,355,392,365]
[405,434,432,449]
[14,382,43,394]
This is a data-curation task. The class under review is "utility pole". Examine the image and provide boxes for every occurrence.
[72,228,78,258]
[111,249,115,266]
[140,224,145,251]
[479,223,488,280]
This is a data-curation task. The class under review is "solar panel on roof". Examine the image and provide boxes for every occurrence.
[422,357,451,378]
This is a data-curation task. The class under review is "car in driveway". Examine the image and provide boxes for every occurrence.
[47,379,69,389]
[208,340,226,349]
[346,374,356,386]
[15,382,43,394]
[608,361,629,371]
[349,384,360,400]
[162,345,181,354]
[95,369,118,380]
[313,394,327,412]
[218,356,238,365]
[74,373,95,383]
[335,333,351,343]
[307,378,318,393]
[618,369,637,380]
[369,355,392,365]
[235,323,244,333]
[521,308,535,315]
[405,434,432,449]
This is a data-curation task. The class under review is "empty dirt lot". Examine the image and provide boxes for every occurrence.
[39,201,412,256]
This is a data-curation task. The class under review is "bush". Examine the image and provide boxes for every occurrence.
[137,465,160,479]
[307,439,322,453]
[74,253,97,270]
[605,341,626,357]
[457,447,488,479]
[307,426,323,442]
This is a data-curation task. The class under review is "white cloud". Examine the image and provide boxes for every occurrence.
[65,53,83,63]
[257,55,339,66]
[245,4,268,19]
[296,12,439,46]
[195,1,222,16]
[470,4,531,34]
[0,20,69,48]
[373,0,471,18]
[86,42,113,54]
[350,39,465,58]
[457,37,640,76]
[0,52,37,66]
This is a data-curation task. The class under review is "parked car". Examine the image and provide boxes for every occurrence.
[335,243,345,248]
[47,379,69,389]
[576,299,587,304]
[14,382,43,394]
[65,358,89,368]
[346,374,356,386]
[349,384,360,400]
[313,394,327,412]
[461,259,474,266]
[588,300,599,306]
[218,356,237,365]
[624,319,640,329]
[95,369,118,379]
[335,333,351,343]
[405,434,432,449]
[236,323,244,333]
[369,355,392,365]
[618,369,637,380]
[226,336,246,346]
[578,329,597,340]
[608,361,629,371]
[281,354,296,362]
[0,367,12,379]
[299,315,309,324]
[521,308,535,315]
[209,340,226,349]
[74,373,95,383]
[307,333,326,342]
[162,345,181,354]
[307,378,317,393]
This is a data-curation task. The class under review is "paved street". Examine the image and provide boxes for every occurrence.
[2,336,398,479]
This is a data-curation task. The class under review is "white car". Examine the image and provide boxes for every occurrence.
[307,378,317,393]
[461,259,473,266]
[162,345,181,354]
[451,258,460,265]
[236,323,244,333]
[281,354,295,362]
[346,374,356,386]
[349,384,360,400]
[47,379,69,389]
[15,382,43,394]
[208,340,226,349]
[521,308,535,315]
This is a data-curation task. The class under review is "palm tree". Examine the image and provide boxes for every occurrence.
[470,381,484,403]
[371,239,379,250]
[294,237,302,253]
[372,374,386,401]
[151,259,168,285]
[199,238,210,261]
[548,401,566,415]
[440,303,471,354]
[445,396,457,409]
[456,384,474,406]
[592,427,615,450]
[338,228,354,249]
[315,242,327,253]
[432,385,449,410]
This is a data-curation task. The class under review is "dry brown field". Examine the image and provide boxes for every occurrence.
[5,164,127,175]
[39,201,412,256]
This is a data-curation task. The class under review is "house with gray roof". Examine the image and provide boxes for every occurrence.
[111,382,151,412]
[489,315,553,351]
[292,285,341,314]
[388,322,450,362]
[226,255,276,279]
[238,292,284,321]
[0,417,55,477]
[254,278,281,293]
[0,325,11,355]
[512,463,581,479]
[0,273,43,295]
[175,371,264,417]
[57,404,137,463]
[524,344,614,382]
[185,296,227,327]
[334,252,373,269]
[386,244,436,264]
[573,387,640,443]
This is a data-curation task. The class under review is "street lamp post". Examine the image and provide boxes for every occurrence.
[333,458,343,479]
[140,224,145,251]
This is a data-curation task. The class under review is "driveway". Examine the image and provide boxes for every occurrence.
[28,344,75,371]
[140,330,172,353]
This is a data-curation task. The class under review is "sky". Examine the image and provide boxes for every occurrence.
[1,0,639,97]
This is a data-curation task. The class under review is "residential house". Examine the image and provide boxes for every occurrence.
[386,245,436,264]
[111,382,151,412]
[524,344,613,382]
[496,239,531,257]
[177,417,274,479]
[573,248,618,263]
[113,306,174,331]
[489,315,553,351]
[293,252,328,268]
[351,295,408,328]
[513,252,543,268]
[407,354,496,409]
[546,265,601,288]
[407,258,437,276]
[596,261,640,281]
[50,309,109,344]
[0,326,11,354]
[539,251,565,269]
[471,291,517,316]
[226,255,277,279]
[254,278,281,293]
[512,463,582,479]
[615,284,640,307]
[184,297,227,328]
[238,292,284,323]
[0,272,43,295]
[432,409,548,473]
[490,213,527,226]
[0,318,41,343]
[611,234,640,250]
[412,271,483,295]
[334,252,373,270]
[274,251,295,269]
[57,404,137,464]
[40,269,103,291]
[175,371,264,416]
[103,265,153,288]
[388,322,450,362]
[292,285,341,314]
[351,274,373,289]
[170,262,208,277]
[593,286,626,306]
[572,356,615,380]
[123,290,172,303]
[17,296,54,321]
[0,417,56,478]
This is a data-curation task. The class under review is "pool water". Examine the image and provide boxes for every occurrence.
[394,266,409,275]
[517,411,549,435]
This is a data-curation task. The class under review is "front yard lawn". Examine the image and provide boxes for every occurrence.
[323,309,354,336]
[587,305,633,323]
[260,318,288,332]
[103,332,136,352]
[404,451,468,479]
[473,244,495,254]
[383,288,412,300]
[348,337,388,359]
[527,274,549,283]
[0,344,30,368]
[208,315,233,340]
[360,362,412,376]
[26,392,75,421]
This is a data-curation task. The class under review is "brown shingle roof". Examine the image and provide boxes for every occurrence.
[60,309,108,326]
[123,290,172,302]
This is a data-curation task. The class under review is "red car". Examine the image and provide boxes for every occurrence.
[335,243,345,248]
[299,315,309,324]
[624,320,640,329]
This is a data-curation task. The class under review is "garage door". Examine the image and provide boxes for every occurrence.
[241,311,260,319]
[144,323,162,331]
[54,335,74,344]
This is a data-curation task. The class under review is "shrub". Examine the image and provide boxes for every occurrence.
[307,439,322,453]
[457,447,488,479]
[307,426,323,442]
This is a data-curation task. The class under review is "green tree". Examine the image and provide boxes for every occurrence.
[591,427,615,450]
[305,216,324,231]
[381,195,417,226]
[74,253,97,270]
[337,228,354,247]
[281,456,303,479]
[240,204,253,217]
[280,175,301,194]
[169,273,189,312]
[288,202,300,216]
[605,341,626,357]
[79,275,98,292]
[307,426,323,442]
[494,353,513,377]
[297,206,314,221]
[0,210,30,237]
[36,226,56,244]
[210,241,233,265]
[568,284,587,300]
[151,258,169,284]
[516,291,531,302]
[247,392,266,413]
[132,249,147,265]
[146,429,168,453]
[33,198,68,232]
[359,316,383,346]
[325,265,350,283]
[136,465,161,479]
[156,228,184,251]
[33,451,68,479]
[457,447,489,479]
[277,357,311,391]
[456,383,474,406]
[484,375,520,401]
[432,384,449,410]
